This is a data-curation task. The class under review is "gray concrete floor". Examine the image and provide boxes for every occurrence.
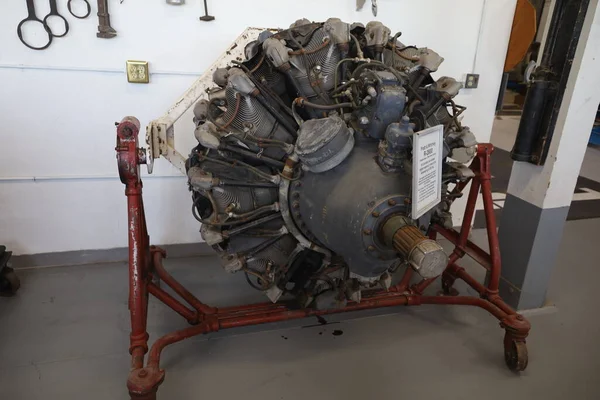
[1,217,600,400]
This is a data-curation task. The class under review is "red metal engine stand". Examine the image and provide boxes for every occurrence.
[116,117,531,400]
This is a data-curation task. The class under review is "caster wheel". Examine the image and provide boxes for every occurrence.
[0,267,20,296]
[504,334,528,372]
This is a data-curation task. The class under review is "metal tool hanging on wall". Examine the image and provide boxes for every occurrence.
[199,0,215,21]
[45,0,70,36]
[18,0,69,50]
[97,0,117,38]
[18,0,118,49]
[67,0,92,19]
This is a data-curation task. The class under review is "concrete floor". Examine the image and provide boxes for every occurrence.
[2,116,600,399]
[1,217,600,400]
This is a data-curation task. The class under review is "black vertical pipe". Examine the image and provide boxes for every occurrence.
[511,80,552,162]
[510,0,590,164]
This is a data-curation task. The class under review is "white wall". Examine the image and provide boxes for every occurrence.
[0,0,516,255]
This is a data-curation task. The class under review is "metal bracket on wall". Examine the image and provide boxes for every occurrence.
[145,27,277,175]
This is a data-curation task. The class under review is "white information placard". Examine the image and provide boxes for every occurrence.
[412,125,444,219]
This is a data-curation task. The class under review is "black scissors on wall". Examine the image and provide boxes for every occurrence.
[18,0,70,50]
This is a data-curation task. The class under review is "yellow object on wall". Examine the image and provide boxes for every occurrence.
[126,61,150,84]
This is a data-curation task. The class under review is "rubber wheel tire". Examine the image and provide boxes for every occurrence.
[504,337,528,372]
[0,267,20,296]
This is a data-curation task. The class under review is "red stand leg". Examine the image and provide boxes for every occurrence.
[116,119,530,399]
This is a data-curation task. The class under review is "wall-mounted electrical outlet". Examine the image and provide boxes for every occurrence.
[126,60,149,84]
[465,73,479,89]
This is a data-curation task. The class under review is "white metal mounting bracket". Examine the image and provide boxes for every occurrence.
[145,27,277,174]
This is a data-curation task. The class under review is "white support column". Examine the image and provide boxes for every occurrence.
[498,0,600,309]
